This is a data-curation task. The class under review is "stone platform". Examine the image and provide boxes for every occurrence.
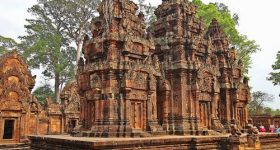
[29,135,229,150]
[28,133,280,150]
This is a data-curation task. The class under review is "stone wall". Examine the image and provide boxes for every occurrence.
[259,133,280,150]
[0,51,81,144]
[251,115,280,130]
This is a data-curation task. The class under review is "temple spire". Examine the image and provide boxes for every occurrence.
[206,18,230,51]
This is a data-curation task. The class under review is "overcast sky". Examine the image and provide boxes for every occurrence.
[0,0,279,108]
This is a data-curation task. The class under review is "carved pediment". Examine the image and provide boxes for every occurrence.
[61,80,81,114]
[90,73,101,89]
[133,72,147,90]
[0,100,23,111]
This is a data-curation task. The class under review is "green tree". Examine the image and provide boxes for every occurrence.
[19,2,76,102]
[0,35,17,55]
[267,51,280,86]
[273,109,280,116]
[33,84,55,104]
[264,107,272,115]
[248,91,274,115]
[192,0,260,74]
[137,0,156,26]
[33,0,100,69]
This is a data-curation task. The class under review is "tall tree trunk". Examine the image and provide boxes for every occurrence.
[75,26,84,72]
[76,40,83,68]
[55,72,61,103]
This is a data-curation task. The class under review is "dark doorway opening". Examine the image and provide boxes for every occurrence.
[3,119,14,139]
[70,120,76,129]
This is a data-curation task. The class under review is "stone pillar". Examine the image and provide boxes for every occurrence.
[147,75,163,135]
[162,90,170,131]
[229,135,247,150]
[194,90,200,131]
[61,113,64,134]
[247,134,260,149]
[244,107,248,125]
[225,89,231,129]
[168,73,175,134]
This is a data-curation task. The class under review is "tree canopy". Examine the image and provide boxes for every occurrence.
[32,84,55,104]
[137,0,156,26]
[267,51,280,86]
[18,0,101,102]
[248,91,274,115]
[192,0,260,74]
[0,35,17,55]
[19,1,76,102]
[34,0,101,69]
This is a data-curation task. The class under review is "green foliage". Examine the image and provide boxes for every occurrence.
[0,35,18,55]
[19,1,76,102]
[137,0,156,27]
[34,0,101,66]
[248,91,274,115]
[192,0,260,74]
[267,51,280,86]
[272,109,280,116]
[33,84,55,104]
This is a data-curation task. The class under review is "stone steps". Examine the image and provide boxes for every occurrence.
[261,145,280,150]
[0,143,30,150]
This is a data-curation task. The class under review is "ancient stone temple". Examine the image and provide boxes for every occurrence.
[76,0,251,137]
[0,50,44,143]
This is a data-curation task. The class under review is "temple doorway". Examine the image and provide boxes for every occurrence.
[237,107,244,128]
[157,98,164,126]
[70,120,77,129]
[200,102,209,128]
[131,102,142,129]
[3,119,15,139]
[68,119,77,132]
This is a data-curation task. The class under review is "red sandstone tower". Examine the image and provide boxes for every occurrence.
[77,0,163,137]
[206,19,251,129]
[151,0,223,134]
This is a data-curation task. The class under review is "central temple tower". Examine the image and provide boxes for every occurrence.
[77,0,163,137]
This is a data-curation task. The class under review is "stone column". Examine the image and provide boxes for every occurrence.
[229,135,247,150]
[168,73,175,134]
[247,134,260,149]
[244,107,248,125]
[162,90,170,131]
[226,89,232,128]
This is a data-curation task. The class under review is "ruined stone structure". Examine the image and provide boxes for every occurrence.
[0,50,43,143]
[250,115,280,131]
[76,0,251,137]
[44,97,63,134]
[0,51,82,144]
[41,80,81,135]
[60,80,81,133]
